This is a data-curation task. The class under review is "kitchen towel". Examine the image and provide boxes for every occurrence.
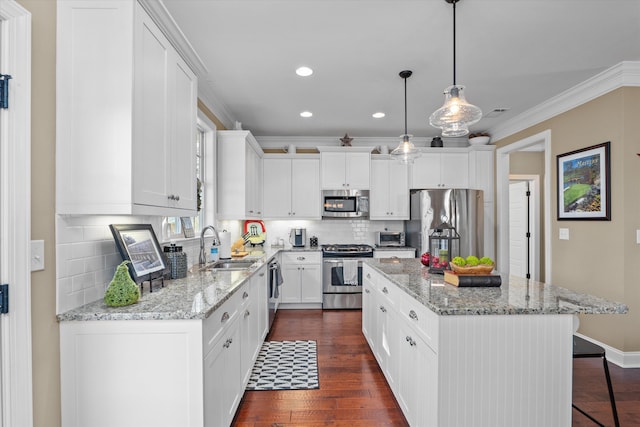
[270,261,283,299]
[219,231,231,259]
[342,260,358,285]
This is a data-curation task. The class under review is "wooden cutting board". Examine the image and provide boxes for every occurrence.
[231,251,249,258]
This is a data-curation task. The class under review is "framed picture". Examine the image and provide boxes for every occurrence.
[180,217,194,238]
[109,224,167,282]
[557,141,611,220]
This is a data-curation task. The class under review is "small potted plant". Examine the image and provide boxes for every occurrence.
[468,132,491,145]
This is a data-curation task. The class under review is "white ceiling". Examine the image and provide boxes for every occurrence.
[161,0,640,140]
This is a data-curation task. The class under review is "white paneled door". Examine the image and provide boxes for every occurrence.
[509,180,529,279]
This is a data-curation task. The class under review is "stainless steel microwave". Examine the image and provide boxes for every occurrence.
[322,190,369,219]
[376,231,406,247]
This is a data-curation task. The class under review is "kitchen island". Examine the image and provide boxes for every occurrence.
[362,258,627,427]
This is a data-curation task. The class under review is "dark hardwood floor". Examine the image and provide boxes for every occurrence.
[233,309,640,427]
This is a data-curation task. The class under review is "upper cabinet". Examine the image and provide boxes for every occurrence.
[56,1,197,216]
[410,150,469,189]
[467,146,495,203]
[319,147,371,190]
[370,158,409,220]
[263,156,321,220]
[217,131,264,220]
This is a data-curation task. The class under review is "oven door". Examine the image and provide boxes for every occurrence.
[322,259,364,293]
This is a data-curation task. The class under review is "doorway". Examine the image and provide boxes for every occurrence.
[496,130,552,281]
[509,175,540,281]
[0,1,33,426]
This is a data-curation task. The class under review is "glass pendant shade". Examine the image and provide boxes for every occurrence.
[429,85,482,137]
[390,134,420,164]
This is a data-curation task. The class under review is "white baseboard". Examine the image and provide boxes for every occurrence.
[575,333,640,368]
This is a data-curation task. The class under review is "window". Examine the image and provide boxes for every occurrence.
[163,114,216,241]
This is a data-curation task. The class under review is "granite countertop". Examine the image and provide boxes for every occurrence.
[56,248,286,322]
[366,258,628,316]
[373,246,416,251]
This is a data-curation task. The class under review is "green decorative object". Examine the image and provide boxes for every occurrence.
[104,261,140,307]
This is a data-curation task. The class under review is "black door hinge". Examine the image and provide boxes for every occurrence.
[0,74,12,109]
[0,284,8,314]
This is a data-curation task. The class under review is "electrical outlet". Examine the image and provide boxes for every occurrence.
[559,228,569,240]
[31,240,45,271]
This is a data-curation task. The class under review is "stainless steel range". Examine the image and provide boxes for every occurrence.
[322,244,373,309]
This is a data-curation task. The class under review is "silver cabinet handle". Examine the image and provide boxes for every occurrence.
[366,273,371,279]
[409,310,418,321]
[297,256,306,261]
[243,291,249,299]
[379,305,386,313]
[223,337,232,348]
[365,288,370,294]
[221,312,230,323]
[259,272,265,277]
[406,336,416,347]
[382,287,389,294]
[245,310,250,318]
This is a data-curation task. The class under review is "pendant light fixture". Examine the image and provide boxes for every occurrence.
[391,70,421,164]
[429,0,482,137]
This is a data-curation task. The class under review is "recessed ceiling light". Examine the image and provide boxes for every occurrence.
[300,111,313,118]
[296,66,313,77]
[372,112,385,119]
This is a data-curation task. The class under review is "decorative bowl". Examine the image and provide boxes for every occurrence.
[449,263,494,275]
[468,136,491,145]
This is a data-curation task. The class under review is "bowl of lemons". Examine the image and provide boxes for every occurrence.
[450,256,495,275]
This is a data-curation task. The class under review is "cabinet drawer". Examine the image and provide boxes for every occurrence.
[203,286,243,355]
[398,292,439,352]
[281,251,321,265]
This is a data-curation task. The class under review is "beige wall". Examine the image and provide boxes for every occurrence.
[16,0,61,426]
[496,87,640,352]
[509,151,546,281]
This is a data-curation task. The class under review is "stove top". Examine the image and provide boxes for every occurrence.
[321,244,374,258]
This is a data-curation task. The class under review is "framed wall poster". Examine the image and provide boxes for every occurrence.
[109,224,167,282]
[557,141,611,220]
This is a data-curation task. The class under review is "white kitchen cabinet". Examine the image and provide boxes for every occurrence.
[319,147,371,189]
[217,130,264,219]
[370,158,409,220]
[262,156,321,219]
[57,0,197,216]
[279,252,323,306]
[468,146,495,202]
[205,314,242,427]
[61,265,270,427]
[410,150,469,189]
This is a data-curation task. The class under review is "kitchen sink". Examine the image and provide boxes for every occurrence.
[202,260,256,271]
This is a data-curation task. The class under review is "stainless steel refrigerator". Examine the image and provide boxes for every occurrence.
[405,189,484,258]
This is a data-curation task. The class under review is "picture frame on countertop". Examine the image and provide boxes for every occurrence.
[109,224,168,283]
[180,217,195,238]
[557,141,610,220]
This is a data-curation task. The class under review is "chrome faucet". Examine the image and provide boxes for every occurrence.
[199,225,221,265]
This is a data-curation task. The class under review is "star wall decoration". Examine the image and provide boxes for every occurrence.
[340,133,353,146]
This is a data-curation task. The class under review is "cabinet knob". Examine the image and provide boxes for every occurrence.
[292,212,295,215]
[248,210,254,213]
[175,195,180,201]
[297,256,305,261]
[245,310,250,318]
[409,310,418,321]
[221,312,230,323]
[379,305,386,313]
[366,273,371,279]
[365,288,370,294]
[259,272,265,277]
[382,287,388,294]
[406,336,416,346]
[243,291,249,299]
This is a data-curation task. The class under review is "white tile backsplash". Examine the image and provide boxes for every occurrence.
[56,214,218,314]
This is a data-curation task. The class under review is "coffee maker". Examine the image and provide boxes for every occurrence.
[289,228,307,247]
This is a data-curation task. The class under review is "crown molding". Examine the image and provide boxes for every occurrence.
[141,0,236,130]
[490,61,640,141]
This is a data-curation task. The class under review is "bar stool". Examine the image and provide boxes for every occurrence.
[572,335,620,427]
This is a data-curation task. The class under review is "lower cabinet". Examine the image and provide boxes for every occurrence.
[204,315,242,427]
[279,252,323,306]
[60,267,270,427]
